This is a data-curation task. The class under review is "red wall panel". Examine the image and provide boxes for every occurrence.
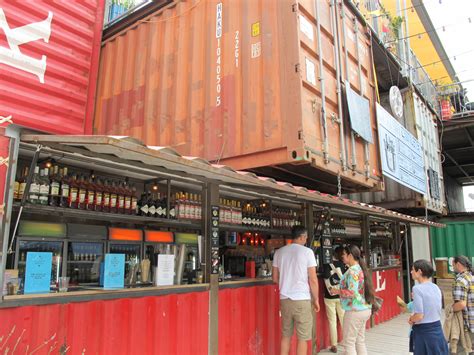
[372,268,403,325]
[0,1,104,134]
[0,292,209,354]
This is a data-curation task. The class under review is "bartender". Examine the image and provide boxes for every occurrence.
[322,247,347,353]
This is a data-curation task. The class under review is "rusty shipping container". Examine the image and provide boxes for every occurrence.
[94,0,382,192]
[347,89,446,214]
[0,1,104,134]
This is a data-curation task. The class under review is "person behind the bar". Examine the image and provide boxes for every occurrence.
[322,246,347,353]
[451,255,474,354]
[408,259,448,355]
[272,225,320,355]
[335,245,374,355]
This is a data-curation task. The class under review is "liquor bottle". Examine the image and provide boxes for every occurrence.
[93,177,104,212]
[169,193,177,219]
[236,201,242,225]
[124,181,132,215]
[49,165,61,206]
[117,181,126,214]
[147,191,156,217]
[58,167,69,208]
[183,193,190,219]
[39,167,50,205]
[28,166,40,204]
[68,173,79,208]
[109,181,118,213]
[138,191,149,216]
[176,192,183,219]
[102,179,111,213]
[77,175,87,210]
[18,166,29,201]
[13,169,20,201]
[85,175,96,211]
[130,184,138,215]
[196,194,202,220]
[154,191,162,218]
[189,193,196,220]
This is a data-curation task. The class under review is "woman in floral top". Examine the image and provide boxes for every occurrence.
[337,245,375,355]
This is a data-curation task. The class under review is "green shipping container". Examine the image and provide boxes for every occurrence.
[431,221,474,272]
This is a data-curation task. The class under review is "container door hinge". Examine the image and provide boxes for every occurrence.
[292,3,298,12]
[295,63,300,73]
[298,131,303,140]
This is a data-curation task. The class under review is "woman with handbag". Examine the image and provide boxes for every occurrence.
[336,245,377,355]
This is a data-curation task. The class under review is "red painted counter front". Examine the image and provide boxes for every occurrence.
[372,267,403,325]
[0,291,208,355]
[218,280,338,354]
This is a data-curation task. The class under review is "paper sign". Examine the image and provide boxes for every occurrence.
[346,83,373,143]
[156,254,175,286]
[103,254,125,289]
[24,252,52,294]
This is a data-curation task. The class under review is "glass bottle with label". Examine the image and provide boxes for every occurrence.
[124,181,132,215]
[85,174,96,210]
[117,181,126,214]
[138,191,149,216]
[169,193,177,219]
[59,167,69,208]
[77,175,87,210]
[147,191,156,217]
[39,167,50,205]
[109,181,118,213]
[102,179,111,213]
[17,166,29,201]
[49,165,61,206]
[68,173,79,208]
[93,177,103,212]
[155,191,163,218]
[28,166,40,204]
[130,184,138,215]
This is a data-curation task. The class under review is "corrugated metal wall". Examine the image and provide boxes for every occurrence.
[431,221,474,259]
[0,1,104,134]
[372,268,403,325]
[94,0,382,191]
[0,292,209,354]
[218,280,340,354]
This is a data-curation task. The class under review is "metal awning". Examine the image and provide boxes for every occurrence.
[20,134,443,227]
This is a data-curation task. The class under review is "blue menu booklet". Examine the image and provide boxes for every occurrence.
[24,252,52,294]
[103,254,125,289]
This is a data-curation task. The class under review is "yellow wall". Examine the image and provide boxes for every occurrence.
[363,0,454,84]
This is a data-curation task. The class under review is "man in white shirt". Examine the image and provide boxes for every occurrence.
[273,226,320,355]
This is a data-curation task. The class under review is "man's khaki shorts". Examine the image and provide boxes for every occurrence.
[280,299,313,340]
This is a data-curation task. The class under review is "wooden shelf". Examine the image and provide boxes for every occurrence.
[12,203,202,230]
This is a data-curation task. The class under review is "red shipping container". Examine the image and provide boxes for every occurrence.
[0,1,104,134]
[94,0,382,192]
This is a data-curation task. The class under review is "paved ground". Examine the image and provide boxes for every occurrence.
[319,313,411,354]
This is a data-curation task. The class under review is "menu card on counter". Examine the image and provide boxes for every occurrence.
[24,252,52,294]
[103,254,125,289]
[156,255,175,286]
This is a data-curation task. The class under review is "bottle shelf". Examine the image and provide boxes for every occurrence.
[220,223,292,236]
[12,202,202,229]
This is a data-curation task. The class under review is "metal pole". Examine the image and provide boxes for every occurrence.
[315,0,330,164]
[338,1,356,172]
[330,0,348,170]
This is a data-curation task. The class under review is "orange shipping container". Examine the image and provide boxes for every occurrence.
[94,0,382,193]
